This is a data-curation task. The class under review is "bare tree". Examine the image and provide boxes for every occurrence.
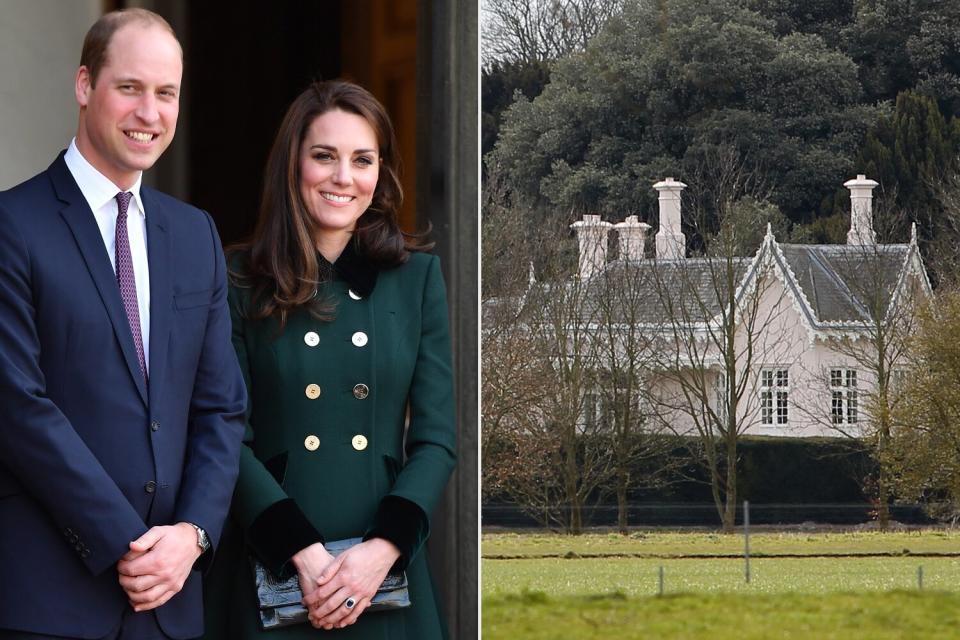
[481,173,614,532]
[481,172,562,526]
[927,169,960,287]
[645,147,793,532]
[481,0,625,67]
[811,197,929,528]
[524,232,615,533]
[593,245,685,533]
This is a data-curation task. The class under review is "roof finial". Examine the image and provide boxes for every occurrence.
[528,261,537,284]
[910,221,918,246]
[765,222,773,239]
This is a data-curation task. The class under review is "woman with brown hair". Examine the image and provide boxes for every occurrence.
[203,80,456,639]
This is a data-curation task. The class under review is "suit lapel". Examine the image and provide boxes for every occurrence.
[143,188,170,411]
[51,156,149,406]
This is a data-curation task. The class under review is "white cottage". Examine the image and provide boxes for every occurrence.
[565,176,932,438]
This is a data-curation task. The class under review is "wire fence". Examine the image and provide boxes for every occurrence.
[482,501,935,529]
[482,501,960,598]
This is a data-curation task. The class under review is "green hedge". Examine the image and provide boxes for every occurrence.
[629,436,873,504]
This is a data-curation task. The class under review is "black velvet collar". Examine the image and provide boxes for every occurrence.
[320,240,379,298]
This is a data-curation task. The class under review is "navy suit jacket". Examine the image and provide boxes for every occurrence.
[0,153,246,639]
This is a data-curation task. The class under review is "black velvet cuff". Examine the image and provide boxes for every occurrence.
[248,498,324,578]
[363,495,427,571]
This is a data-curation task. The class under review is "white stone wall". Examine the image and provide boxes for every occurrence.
[0,1,101,189]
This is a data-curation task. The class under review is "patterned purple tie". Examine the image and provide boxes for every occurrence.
[115,191,147,380]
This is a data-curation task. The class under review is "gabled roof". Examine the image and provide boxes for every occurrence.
[516,230,929,332]
[776,243,910,325]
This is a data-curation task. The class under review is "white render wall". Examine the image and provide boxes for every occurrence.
[646,271,880,439]
[0,1,101,189]
[747,273,867,438]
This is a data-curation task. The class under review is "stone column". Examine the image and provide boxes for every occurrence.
[417,0,478,637]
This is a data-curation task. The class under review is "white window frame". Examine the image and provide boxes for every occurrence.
[714,372,728,424]
[830,368,858,425]
[760,368,789,425]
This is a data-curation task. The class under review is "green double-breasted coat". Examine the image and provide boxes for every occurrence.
[203,249,456,639]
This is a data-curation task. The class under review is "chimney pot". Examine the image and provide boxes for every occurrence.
[614,216,652,261]
[843,174,879,245]
[570,214,613,278]
[653,178,687,259]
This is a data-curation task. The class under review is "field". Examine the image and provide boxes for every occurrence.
[482,530,960,639]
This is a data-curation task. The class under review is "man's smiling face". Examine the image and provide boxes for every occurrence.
[75,22,182,190]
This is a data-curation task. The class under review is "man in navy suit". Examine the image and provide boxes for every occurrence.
[0,9,245,639]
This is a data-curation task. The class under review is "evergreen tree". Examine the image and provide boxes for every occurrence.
[855,91,958,241]
[490,0,878,224]
[482,60,552,158]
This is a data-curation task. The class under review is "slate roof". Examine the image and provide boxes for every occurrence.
[776,243,910,325]
[577,257,754,325]
[522,238,920,329]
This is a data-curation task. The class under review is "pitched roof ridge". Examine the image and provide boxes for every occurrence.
[778,242,909,251]
[763,235,820,328]
[805,246,872,321]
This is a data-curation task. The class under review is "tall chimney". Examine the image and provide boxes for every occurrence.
[844,174,878,245]
[614,215,651,261]
[570,214,612,279]
[654,177,687,259]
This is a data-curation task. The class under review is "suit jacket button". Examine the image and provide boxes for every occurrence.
[304,331,320,347]
[70,534,79,544]
[304,435,320,451]
[80,549,90,559]
[150,420,160,432]
[305,384,322,400]
[64,527,73,538]
[351,435,368,451]
[351,331,368,347]
[353,383,369,400]
[144,481,157,494]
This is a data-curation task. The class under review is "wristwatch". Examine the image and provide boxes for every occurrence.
[190,523,211,553]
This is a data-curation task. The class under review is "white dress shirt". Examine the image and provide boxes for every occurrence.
[64,139,151,373]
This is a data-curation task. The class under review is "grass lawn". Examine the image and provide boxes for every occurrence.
[482,530,960,558]
[483,590,960,639]
[483,556,960,595]
[483,531,960,638]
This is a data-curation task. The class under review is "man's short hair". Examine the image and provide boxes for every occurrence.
[80,9,181,87]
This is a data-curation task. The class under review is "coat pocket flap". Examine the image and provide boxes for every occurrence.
[173,288,214,309]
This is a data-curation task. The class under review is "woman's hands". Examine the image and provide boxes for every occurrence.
[302,538,401,630]
[290,542,336,600]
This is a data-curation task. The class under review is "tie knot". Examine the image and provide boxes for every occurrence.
[116,191,133,217]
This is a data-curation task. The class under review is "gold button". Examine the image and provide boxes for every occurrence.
[304,435,320,451]
[348,289,362,300]
[351,331,368,347]
[304,331,320,347]
[305,383,321,400]
[351,435,368,451]
[353,383,369,400]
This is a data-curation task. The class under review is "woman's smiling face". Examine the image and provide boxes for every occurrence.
[299,108,380,243]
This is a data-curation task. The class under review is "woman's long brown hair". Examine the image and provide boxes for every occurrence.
[231,80,430,327]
